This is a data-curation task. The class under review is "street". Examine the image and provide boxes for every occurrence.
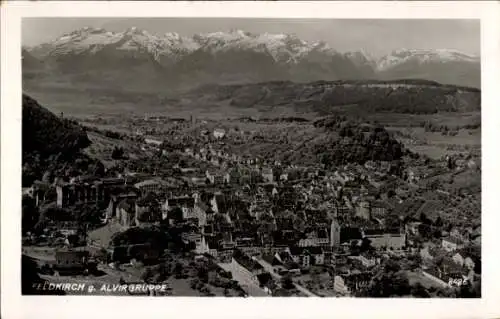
[217,262,268,297]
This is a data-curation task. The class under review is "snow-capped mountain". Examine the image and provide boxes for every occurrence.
[28,27,349,65]
[376,49,480,88]
[376,48,479,71]
[24,27,480,89]
[29,26,200,67]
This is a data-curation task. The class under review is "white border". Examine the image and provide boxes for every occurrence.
[2,2,500,319]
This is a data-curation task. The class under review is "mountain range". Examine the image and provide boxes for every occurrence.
[23,27,481,90]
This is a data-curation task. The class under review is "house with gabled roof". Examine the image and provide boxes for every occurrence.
[286,246,325,268]
[442,236,465,252]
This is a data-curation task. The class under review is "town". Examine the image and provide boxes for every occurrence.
[22,108,481,298]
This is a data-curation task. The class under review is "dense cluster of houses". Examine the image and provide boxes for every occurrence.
[22,125,480,296]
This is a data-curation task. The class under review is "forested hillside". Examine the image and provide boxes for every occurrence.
[22,94,102,186]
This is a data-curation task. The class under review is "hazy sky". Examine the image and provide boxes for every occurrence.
[22,18,480,57]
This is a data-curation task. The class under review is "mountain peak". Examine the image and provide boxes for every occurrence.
[377,48,479,71]
[24,27,480,88]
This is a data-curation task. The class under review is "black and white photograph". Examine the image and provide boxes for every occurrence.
[18,16,483,298]
[2,1,500,318]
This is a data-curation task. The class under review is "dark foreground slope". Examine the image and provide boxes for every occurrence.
[22,94,102,186]
[23,94,91,159]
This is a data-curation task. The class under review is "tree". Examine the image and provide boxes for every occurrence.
[75,204,102,226]
[281,275,295,290]
[434,216,444,228]
[411,283,431,298]
[360,237,374,252]
[420,212,431,225]
[142,264,170,284]
[22,195,39,234]
[367,270,411,297]
[91,161,105,177]
[459,279,481,298]
[174,262,183,276]
[111,147,124,160]
[197,267,209,283]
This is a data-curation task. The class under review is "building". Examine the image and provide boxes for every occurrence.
[163,196,196,221]
[116,199,136,228]
[261,168,274,183]
[213,128,226,139]
[348,255,379,268]
[26,181,51,206]
[144,137,163,147]
[405,222,422,236]
[232,249,266,280]
[355,201,371,220]
[135,194,162,227]
[106,192,138,220]
[134,179,164,195]
[363,228,406,251]
[330,219,341,248]
[182,232,202,248]
[442,236,465,252]
[54,249,89,274]
[287,246,325,268]
[195,235,220,258]
[56,178,125,208]
[206,169,229,185]
[298,228,329,247]
[370,201,388,218]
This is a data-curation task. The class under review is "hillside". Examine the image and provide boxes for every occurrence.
[23,94,91,159]
[22,94,100,186]
[283,121,405,167]
[182,80,481,116]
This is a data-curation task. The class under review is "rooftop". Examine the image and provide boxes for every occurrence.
[288,246,324,256]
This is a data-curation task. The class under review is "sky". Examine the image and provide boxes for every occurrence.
[22,18,480,57]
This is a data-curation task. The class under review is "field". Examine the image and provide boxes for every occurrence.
[388,126,480,159]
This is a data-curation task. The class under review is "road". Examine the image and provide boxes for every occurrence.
[218,262,268,297]
[256,258,318,297]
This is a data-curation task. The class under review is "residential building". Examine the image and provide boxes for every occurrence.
[363,228,406,251]
[56,178,125,208]
[355,200,371,220]
[206,169,229,184]
[135,194,162,227]
[442,236,465,252]
[54,249,89,273]
[232,249,266,278]
[163,196,196,221]
[298,228,330,247]
[117,199,136,228]
[144,137,163,147]
[134,179,164,195]
[106,192,138,220]
[213,128,226,139]
[287,246,325,268]
[261,168,274,183]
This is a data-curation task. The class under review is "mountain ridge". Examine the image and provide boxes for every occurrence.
[23,27,481,89]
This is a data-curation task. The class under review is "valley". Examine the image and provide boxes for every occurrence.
[21,24,481,299]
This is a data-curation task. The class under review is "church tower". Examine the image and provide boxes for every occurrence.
[330,218,341,248]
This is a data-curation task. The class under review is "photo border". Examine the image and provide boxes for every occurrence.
[2,2,500,319]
